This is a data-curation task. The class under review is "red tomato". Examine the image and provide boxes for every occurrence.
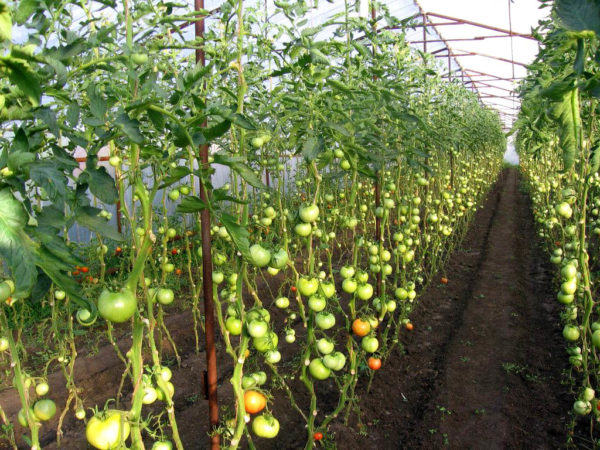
[314,432,323,441]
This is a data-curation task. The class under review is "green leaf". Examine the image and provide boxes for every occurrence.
[37,205,66,229]
[213,188,248,204]
[115,113,144,144]
[34,107,60,137]
[74,206,124,241]
[309,48,329,65]
[212,153,266,189]
[38,260,93,310]
[0,1,11,42]
[301,135,325,162]
[7,151,35,171]
[176,196,208,213]
[147,108,165,130]
[158,166,191,189]
[0,189,38,298]
[327,79,352,95]
[32,228,83,270]
[202,120,231,141]
[29,161,68,204]
[2,56,41,106]
[552,88,581,170]
[66,103,80,127]
[15,0,38,24]
[87,84,107,119]
[555,0,600,34]
[323,122,351,137]
[220,212,251,261]
[229,113,256,130]
[79,166,118,204]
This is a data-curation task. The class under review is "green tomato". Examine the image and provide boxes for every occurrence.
[249,244,271,268]
[55,290,66,301]
[563,324,580,342]
[168,189,180,201]
[226,317,243,335]
[361,336,379,353]
[356,283,373,301]
[395,287,408,300]
[295,222,312,237]
[270,248,289,269]
[340,266,355,279]
[131,53,149,65]
[561,264,577,280]
[592,330,600,349]
[156,288,175,305]
[573,400,591,415]
[309,358,331,380]
[320,281,336,298]
[560,276,577,294]
[252,414,280,438]
[246,320,268,338]
[556,202,573,219]
[33,399,57,421]
[253,332,278,353]
[557,292,574,304]
[275,297,290,309]
[308,295,326,312]
[242,375,256,389]
[35,382,50,396]
[152,441,173,450]
[315,312,336,330]
[297,277,319,297]
[299,204,320,223]
[142,386,158,405]
[17,408,36,427]
[98,289,137,323]
[76,308,97,326]
[316,338,334,355]
[265,350,281,364]
[86,410,131,450]
[0,281,12,302]
[0,337,8,352]
[342,278,357,294]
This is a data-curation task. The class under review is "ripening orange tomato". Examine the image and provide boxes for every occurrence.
[368,357,382,370]
[244,390,266,414]
[405,322,414,331]
[352,318,371,337]
[441,277,448,284]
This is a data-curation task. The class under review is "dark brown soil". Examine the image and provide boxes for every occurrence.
[1,168,572,449]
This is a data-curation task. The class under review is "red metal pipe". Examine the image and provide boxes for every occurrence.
[195,0,219,448]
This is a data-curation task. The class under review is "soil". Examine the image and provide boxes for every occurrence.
[1,168,573,449]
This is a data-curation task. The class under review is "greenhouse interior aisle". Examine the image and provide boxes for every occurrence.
[332,168,571,449]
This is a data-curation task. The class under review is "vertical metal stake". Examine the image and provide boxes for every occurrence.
[195,1,220,448]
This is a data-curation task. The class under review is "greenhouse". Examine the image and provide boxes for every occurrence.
[0,0,596,448]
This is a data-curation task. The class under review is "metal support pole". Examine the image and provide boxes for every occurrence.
[195,0,219,448]
[422,13,427,53]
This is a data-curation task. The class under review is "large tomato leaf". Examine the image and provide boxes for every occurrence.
[79,165,118,204]
[555,0,600,34]
[220,212,251,261]
[0,189,38,298]
[74,206,124,242]
[29,161,68,204]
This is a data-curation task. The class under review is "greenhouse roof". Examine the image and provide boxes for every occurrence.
[205,0,546,131]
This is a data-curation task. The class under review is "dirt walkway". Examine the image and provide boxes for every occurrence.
[335,168,570,449]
